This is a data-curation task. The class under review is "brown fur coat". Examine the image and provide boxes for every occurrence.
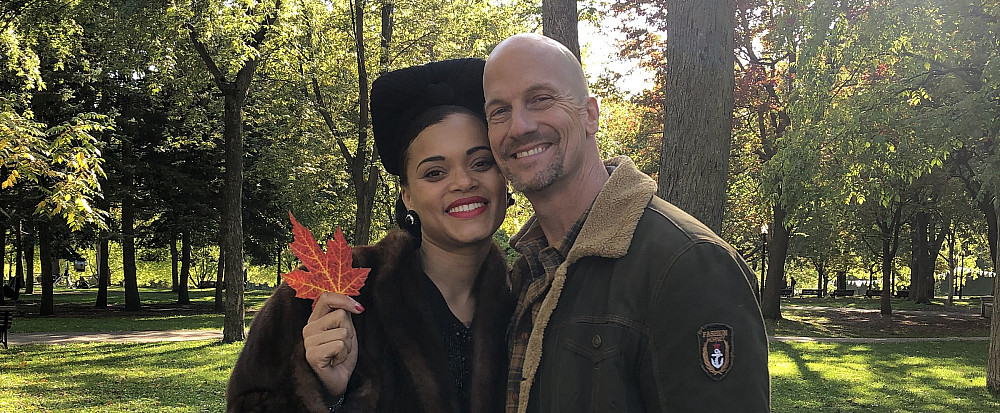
[227,230,514,412]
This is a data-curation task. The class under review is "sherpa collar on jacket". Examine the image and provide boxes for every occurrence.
[510,155,657,413]
[510,156,656,260]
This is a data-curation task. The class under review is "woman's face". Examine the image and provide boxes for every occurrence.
[401,113,507,251]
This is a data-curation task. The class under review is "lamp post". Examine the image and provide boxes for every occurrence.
[760,224,768,301]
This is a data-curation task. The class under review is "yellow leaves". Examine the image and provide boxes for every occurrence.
[2,170,19,188]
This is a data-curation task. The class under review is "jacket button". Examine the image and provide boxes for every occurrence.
[591,334,602,348]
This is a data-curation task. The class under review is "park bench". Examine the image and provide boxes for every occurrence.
[831,289,856,297]
[865,289,882,298]
[895,289,909,298]
[0,305,15,349]
[801,288,823,297]
[981,296,994,318]
[780,288,794,297]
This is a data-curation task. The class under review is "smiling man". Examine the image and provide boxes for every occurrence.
[484,33,771,413]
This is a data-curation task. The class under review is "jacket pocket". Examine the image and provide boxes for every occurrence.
[553,322,631,412]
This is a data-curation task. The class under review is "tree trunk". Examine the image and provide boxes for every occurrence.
[817,263,826,295]
[170,233,179,292]
[14,221,24,300]
[542,0,580,61]
[178,232,191,304]
[215,236,225,313]
[1,226,6,304]
[761,201,790,320]
[95,235,110,308]
[980,196,998,273]
[909,222,919,300]
[122,137,141,311]
[24,223,34,294]
[188,0,281,342]
[987,202,999,395]
[945,230,955,305]
[657,0,735,234]
[39,222,54,315]
[351,0,376,246]
[880,236,893,315]
[221,87,247,342]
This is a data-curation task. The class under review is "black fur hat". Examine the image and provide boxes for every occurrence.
[370,58,487,176]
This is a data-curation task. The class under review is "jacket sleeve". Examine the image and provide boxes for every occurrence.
[639,241,771,412]
[226,284,336,413]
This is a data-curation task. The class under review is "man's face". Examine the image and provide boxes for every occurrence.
[483,42,596,194]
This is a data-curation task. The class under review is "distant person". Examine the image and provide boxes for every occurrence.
[483,33,771,412]
[228,59,513,412]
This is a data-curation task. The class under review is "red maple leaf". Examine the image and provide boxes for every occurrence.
[282,212,370,300]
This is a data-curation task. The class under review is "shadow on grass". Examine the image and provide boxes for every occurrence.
[770,341,999,412]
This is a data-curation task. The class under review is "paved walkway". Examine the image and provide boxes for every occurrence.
[7,330,222,346]
[5,330,990,346]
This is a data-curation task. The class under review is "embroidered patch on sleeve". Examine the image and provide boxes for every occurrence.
[697,323,734,380]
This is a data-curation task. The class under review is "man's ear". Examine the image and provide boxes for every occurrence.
[585,96,599,136]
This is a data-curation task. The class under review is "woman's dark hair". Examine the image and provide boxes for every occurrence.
[396,104,484,185]
[393,105,485,243]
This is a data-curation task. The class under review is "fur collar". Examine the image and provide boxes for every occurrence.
[349,230,512,413]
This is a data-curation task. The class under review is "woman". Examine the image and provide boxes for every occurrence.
[226,58,514,413]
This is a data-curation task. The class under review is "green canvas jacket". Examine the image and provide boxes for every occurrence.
[509,156,770,412]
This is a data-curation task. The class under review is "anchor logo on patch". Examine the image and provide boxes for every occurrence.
[698,323,734,380]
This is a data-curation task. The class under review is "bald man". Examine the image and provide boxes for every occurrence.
[484,33,771,413]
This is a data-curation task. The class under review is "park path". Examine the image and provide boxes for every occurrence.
[5,330,989,346]
[7,330,222,346]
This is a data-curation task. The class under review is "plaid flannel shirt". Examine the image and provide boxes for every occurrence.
[505,213,587,412]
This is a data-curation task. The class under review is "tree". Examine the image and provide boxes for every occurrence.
[182,0,283,343]
[542,0,580,60]
[656,0,735,234]
[989,200,999,395]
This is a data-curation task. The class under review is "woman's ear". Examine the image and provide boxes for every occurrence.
[400,186,412,211]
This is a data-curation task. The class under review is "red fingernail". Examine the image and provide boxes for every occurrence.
[355,302,365,312]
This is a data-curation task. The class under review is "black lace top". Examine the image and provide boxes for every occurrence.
[422,273,474,413]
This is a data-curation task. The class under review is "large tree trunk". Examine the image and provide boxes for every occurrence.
[122,138,141,311]
[988,203,999,395]
[178,232,191,304]
[761,201,790,320]
[657,0,735,234]
[39,222,54,315]
[912,212,948,304]
[542,0,580,61]
[220,87,248,343]
[23,223,34,295]
[95,235,110,308]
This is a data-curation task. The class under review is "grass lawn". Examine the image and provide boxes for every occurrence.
[770,341,1000,412]
[1,341,242,412]
[3,340,998,412]
[8,289,273,333]
[781,296,984,312]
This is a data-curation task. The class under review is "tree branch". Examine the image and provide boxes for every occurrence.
[186,23,229,89]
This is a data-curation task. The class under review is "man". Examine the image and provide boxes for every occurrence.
[483,33,770,412]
